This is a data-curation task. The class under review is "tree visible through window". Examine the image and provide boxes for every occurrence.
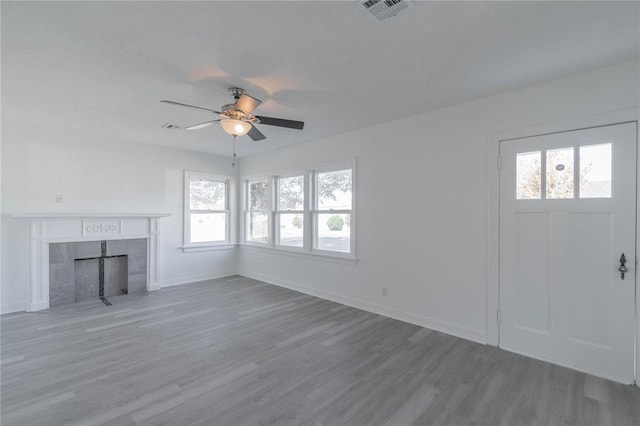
[247,180,269,243]
[315,169,352,253]
[277,176,304,247]
[516,146,607,200]
[186,172,228,244]
[243,163,355,257]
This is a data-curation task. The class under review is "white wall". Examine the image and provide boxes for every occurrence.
[1,126,238,313]
[238,60,640,344]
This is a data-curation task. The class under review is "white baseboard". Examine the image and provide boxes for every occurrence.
[240,271,488,345]
[1,302,28,314]
[159,270,238,289]
[27,301,48,312]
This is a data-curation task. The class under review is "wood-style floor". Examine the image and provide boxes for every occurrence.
[2,277,639,425]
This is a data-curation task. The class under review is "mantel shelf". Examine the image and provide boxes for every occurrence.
[13,213,171,219]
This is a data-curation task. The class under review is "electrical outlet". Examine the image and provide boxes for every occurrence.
[381,288,388,297]
[56,194,64,203]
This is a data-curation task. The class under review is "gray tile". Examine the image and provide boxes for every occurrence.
[49,243,76,264]
[128,252,147,275]
[126,238,147,255]
[104,257,128,297]
[74,259,99,302]
[75,241,101,259]
[127,273,147,294]
[49,263,75,307]
[106,240,127,256]
[50,262,74,288]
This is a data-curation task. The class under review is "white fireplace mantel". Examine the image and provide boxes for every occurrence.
[13,213,170,311]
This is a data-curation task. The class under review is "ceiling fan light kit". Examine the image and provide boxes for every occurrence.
[220,118,252,137]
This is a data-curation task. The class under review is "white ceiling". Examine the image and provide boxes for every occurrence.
[2,1,638,158]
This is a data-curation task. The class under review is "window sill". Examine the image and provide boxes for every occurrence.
[181,244,237,253]
[240,243,358,266]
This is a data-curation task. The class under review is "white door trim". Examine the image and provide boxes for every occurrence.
[486,107,640,383]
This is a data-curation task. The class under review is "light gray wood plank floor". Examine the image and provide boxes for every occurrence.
[2,276,639,425]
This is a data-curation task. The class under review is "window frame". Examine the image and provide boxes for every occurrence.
[273,172,308,251]
[183,170,233,252]
[311,165,355,256]
[244,177,271,246]
[240,159,357,262]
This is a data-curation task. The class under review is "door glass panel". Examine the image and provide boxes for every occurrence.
[579,143,612,198]
[546,147,574,199]
[516,151,541,200]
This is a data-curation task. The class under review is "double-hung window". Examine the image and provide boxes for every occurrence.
[184,171,229,248]
[275,174,305,248]
[243,161,355,259]
[246,179,269,244]
[313,168,353,254]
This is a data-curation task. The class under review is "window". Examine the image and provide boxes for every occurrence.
[516,151,541,200]
[243,161,356,259]
[276,175,305,248]
[184,171,229,248]
[314,168,352,253]
[515,143,612,200]
[580,143,612,198]
[546,147,574,199]
[246,179,269,244]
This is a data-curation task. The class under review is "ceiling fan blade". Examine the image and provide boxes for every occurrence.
[256,116,304,130]
[184,120,220,130]
[235,94,262,115]
[160,100,220,114]
[247,124,266,141]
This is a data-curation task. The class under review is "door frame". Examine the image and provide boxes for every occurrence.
[486,107,640,383]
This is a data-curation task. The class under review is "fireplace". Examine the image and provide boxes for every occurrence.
[49,239,147,307]
[13,213,169,311]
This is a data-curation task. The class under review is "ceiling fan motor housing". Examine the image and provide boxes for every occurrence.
[229,87,245,100]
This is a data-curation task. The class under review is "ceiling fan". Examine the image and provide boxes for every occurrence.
[161,87,304,142]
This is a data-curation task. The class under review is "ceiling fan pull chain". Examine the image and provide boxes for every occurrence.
[232,135,237,167]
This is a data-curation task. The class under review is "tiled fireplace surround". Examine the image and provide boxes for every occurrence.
[14,214,169,311]
[49,239,147,307]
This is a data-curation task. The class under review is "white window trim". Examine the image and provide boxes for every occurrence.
[274,172,307,251]
[311,162,356,257]
[243,177,271,246]
[240,158,357,260]
[183,170,234,253]
[240,243,358,266]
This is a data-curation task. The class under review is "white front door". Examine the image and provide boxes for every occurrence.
[499,122,637,383]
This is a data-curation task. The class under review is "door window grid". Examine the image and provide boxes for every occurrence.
[515,143,612,200]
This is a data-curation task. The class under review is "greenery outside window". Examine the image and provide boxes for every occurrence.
[184,171,230,249]
[246,179,269,244]
[275,175,305,248]
[243,160,356,260]
[313,168,353,254]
